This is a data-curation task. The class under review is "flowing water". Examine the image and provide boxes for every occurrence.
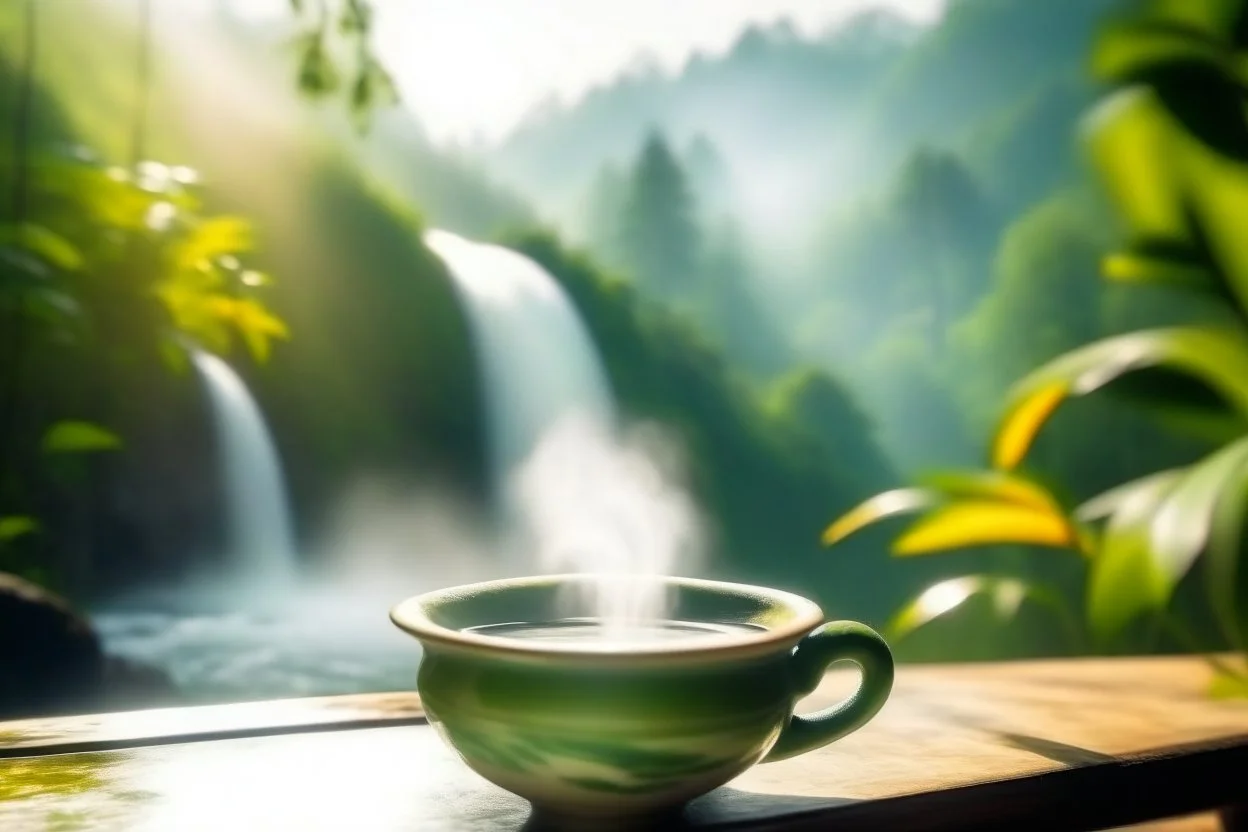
[190,349,298,584]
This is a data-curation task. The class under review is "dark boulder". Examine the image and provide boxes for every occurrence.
[0,572,178,719]
[0,571,105,718]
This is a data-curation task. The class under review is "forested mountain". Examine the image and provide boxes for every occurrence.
[493,0,1118,239]
[481,0,1153,483]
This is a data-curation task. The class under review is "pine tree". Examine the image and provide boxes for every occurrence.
[700,219,791,378]
[582,161,629,270]
[619,131,701,301]
[683,133,732,222]
[889,148,995,350]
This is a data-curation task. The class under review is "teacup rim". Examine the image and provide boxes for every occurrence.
[389,574,825,663]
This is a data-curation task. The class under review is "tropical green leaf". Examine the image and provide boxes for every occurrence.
[1150,438,1248,594]
[1087,469,1181,642]
[34,158,173,230]
[22,287,84,335]
[993,326,1248,469]
[41,421,122,453]
[822,488,937,546]
[1102,236,1221,294]
[1078,468,1187,521]
[1106,365,1246,439]
[0,515,39,542]
[887,576,1071,643]
[1091,19,1231,87]
[0,223,84,272]
[1178,110,1248,309]
[892,500,1079,556]
[1086,63,1248,311]
[889,576,989,640]
[1083,88,1188,254]
[1128,0,1245,42]
[1206,446,1248,650]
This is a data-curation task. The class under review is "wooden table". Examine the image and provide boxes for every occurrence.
[1,656,1246,831]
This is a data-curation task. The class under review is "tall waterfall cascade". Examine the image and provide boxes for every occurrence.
[424,229,615,505]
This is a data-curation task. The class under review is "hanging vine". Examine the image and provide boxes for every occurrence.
[288,0,398,129]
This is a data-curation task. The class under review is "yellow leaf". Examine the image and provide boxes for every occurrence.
[153,285,232,354]
[893,500,1077,556]
[992,382,1068,470]
[821,488,936,546]
[166,262,227,293]
[175,217,254,271]
[207,295,240,321]
[233,299,289,364]
[917,470,1062,513]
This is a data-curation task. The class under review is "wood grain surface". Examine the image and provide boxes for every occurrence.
[1,655,1245,831]
[0,691,424,757]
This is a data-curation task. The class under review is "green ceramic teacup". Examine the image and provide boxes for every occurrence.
[390,574,893,827]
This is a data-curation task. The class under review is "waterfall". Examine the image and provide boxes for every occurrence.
[424,229,615,502]
[191,349,298,584]
[425,231,702,633]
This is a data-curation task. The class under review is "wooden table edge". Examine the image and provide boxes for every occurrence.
[716,733,1248,832]
[0,692,427,759]
[4,713,1247,831]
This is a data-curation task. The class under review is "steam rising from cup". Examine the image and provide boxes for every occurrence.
[509,411,705,638]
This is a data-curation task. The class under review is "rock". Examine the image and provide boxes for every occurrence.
[0,572,181,719]
[0,571,105,718]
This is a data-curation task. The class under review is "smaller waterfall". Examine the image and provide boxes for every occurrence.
[192,350,298,584]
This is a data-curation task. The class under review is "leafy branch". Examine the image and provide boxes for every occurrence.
[823,0,1248,692]
[287,0,399,129]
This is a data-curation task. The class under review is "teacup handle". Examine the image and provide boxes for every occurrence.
[762,620,895,762]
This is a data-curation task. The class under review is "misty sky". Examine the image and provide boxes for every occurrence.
[369,0,946,144]
[216,0,945,144]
